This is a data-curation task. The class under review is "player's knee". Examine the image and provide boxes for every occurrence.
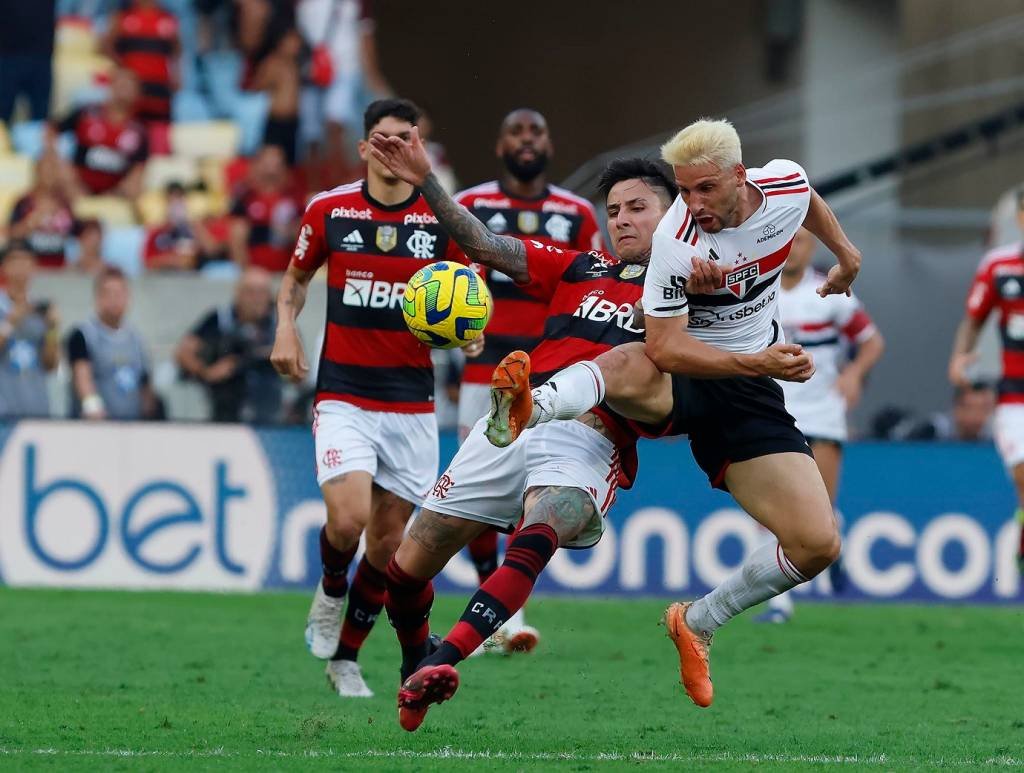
[792,524,841,578]
[324,516,362,552]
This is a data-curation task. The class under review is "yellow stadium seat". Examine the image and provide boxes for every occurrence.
[0,122,11,155]
[51,53,113,119]
[137,190,167,227]
[144,155,200,192]
[0,189,21,227]
[199,157,228,194]
[204,190,229,217]
[74,196,136,227]
[55,19,98,56]
[185,191,213,220]
[170,122,241,160]
[0,155,33,193]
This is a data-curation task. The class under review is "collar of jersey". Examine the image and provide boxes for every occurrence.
[362,179,421,212]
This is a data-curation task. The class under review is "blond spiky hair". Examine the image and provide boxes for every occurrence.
[660,118,742,170]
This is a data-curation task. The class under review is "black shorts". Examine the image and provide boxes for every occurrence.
[656,374,813,491]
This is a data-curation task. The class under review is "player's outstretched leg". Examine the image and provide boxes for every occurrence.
[306,526,356,658]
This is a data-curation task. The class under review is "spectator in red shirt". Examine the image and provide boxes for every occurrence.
[55,68,149,200]
[104,0,180,124]
[9,152,79,268]
[228,145,301,272]
[144,182,231,271]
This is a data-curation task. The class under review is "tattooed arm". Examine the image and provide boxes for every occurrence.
[369,128,530,283]
[270,264,314,381]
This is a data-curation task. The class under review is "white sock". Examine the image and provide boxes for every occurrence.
[528,361,605,427]
[685,541,808,636]
[502,607,526,632]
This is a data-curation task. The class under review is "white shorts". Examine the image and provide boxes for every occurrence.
[457,382,492,442]
[423,417,620,548]
[994,404,1024,469]
[313,400,439,505]
[785,392,847,443]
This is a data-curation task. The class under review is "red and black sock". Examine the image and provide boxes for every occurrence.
[320,526,357,598]
[334,556,387,661]
[385,556,436,675]
[467,529,499,584]
[426,523,558,667]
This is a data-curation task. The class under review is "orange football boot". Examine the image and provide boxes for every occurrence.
[484,350,533,447]
[663,601,714,708]
[397,664,460,732]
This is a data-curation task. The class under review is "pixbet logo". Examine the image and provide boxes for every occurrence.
[331,207,373,220]
[0,423,276,590]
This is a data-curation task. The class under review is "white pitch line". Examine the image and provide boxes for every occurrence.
[1,747,1022,766]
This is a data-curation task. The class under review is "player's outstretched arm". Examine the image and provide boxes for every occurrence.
[369,128,530,283]
[271,264,314,381]
[948,316,984,387]
[802,189,862,297]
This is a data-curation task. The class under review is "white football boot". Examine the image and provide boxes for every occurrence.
[496,608,540,654]
[325,659,374,698]
[305,580,345,659]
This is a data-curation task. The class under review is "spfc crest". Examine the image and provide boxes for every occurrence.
[517,211,539,234]
[620,264,646,280]
[724,263,760,298]
[376,225,397,252]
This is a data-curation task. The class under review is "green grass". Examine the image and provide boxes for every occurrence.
[1,589,1022,771]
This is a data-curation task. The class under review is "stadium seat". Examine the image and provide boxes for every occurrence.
[55,17,97,56]
[144,155,200,191]
[0,155,33,193]
[198,50,244,118]
[0,122,10,155]
[0,190,20,225]
[199,157,228,194]
[14,122,77,160]
[200,261,240,281]
[51,53,113,118]
[101,225,146,276]
[170,121,241,160]
[186,191,213,219]
[137,190,166,227]
[172,90,214,123]
[231,92,271,156]
[74,196,135,227]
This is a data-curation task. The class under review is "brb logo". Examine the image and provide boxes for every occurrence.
[0,423,276,590]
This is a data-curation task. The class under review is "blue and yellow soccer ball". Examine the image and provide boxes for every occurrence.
[402,262,493,349]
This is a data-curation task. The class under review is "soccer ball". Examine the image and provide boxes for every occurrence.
[402,261,493,349]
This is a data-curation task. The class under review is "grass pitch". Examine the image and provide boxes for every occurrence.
[1,589,1022,771]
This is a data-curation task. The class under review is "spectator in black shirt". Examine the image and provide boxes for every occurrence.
[175,266,282,423]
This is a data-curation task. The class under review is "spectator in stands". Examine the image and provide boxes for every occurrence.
[9,153,79,269]
[0,242,60,418]
[75,219,107,274]
[250,28,302,165]
[66,266,161,420]
[228,144,301,271]
[296,0,393,188]
[235,0,296,85]
[870,382,996,442]
[175,266,282,423]
[0,1,56,123]
[103,0,180,125]
[144,182,230,270]
[55,67,149,200]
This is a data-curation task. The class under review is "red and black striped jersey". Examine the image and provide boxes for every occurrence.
[966,242,1024,403]
[56,106,149,195]
[111,5,178,122]
[517,239,646,486]
[454,182,604,384]
[292,180,466,413]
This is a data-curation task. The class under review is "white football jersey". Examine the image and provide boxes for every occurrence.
[643,159,811,353]
[778,269,877,441]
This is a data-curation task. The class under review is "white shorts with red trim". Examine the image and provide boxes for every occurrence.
[313,400,439,505]
[423,416,620,549]
[457,382,492,442]
[994,403,1024,469]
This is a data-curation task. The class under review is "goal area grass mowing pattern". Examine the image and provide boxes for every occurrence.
[1,588,1021,771]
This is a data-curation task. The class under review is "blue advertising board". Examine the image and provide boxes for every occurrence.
[0,421,1019,602]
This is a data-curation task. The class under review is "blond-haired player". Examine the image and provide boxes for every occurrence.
[485,118,863,708]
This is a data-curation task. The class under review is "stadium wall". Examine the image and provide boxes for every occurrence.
[0,421,1018,603]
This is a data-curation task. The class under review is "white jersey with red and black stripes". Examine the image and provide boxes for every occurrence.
[778,269,877,441]
[643,159,811,353]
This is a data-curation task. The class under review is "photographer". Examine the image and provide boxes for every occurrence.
[0,242,60,418]
[175,267,282,423]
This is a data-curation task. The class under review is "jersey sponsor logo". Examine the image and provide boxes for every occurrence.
[375,225,397,252]
[486,212,508,233]
[330,206,373,220]
[518,211,539,234]
[403,212,439,226]
[293,224,313,260]
[1007,313,1024,340]
[1001,277,1021,298]
[756,223,783,244]
[342,278,407,309]
[541,199,581,215]
[340,229,364,250]
[574,292,645,333]
[545,213,572,243]
[726,289,776,321]
[662,275,687,301]
[725,263,760,298]
[586,254,617,277]
[406,229,438,259]
[84,145,128,173]
[431,473,454,500]
[620,264,646,280]
[473,197,511,209]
